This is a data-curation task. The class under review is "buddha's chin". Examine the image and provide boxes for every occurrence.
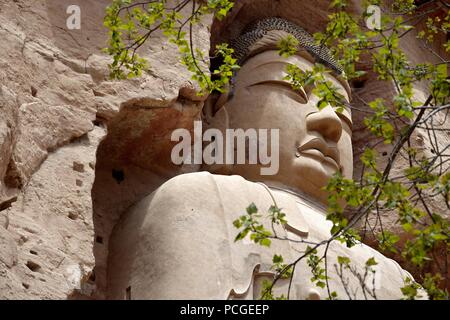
[293,157,339,191]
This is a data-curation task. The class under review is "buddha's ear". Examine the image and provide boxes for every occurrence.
[201,93,233,175]
[202,98,229,131]
[214,89,230,114]
[202,88,230,125]
[202,92,217,123]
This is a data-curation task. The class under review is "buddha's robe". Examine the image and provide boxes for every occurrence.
[107,172,418,300]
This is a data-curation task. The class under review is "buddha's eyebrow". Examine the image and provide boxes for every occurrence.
[247,79,308,103]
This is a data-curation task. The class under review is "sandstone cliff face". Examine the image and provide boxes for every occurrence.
[0,0,209,299]
[0,0,448,299]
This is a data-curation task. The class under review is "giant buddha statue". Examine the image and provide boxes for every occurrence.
[106,18,419,300]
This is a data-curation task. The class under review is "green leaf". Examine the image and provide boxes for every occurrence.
[246,203,258,215]
[366,257,378,267]
[273,254,284,264]
[260,238,272,247]
[232,219,242,229]
[337,256,351,265]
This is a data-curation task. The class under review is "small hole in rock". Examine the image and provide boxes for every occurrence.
[88,271,96,282]
[31,86,37,97]
[26,261,41,273]
[22,283,30,289]
[96,236,103,244]
[73,161,85,173]
[92,116,106,127]
[112,169,125,184]
[382,152,388,156]
[30,250,38,255]
[19,235,28,245]
[68,212,78,220]
[351,79,366,89]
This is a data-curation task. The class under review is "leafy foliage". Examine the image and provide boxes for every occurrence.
[233,203,273,247]
[306,247,328,289]
[278,0,450,300]
[104,0,237,93]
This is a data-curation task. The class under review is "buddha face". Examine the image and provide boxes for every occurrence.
[208,50,353,203]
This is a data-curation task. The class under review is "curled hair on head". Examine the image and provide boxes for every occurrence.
[230,17,344,74]
[205,17,351,118]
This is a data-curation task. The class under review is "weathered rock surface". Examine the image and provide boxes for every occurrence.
[0,0,210,299]
[1,127,105,299]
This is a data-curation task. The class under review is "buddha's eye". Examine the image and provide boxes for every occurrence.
[303,84,314,97]
[336,111,353,131]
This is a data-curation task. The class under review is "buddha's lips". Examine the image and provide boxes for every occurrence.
[297,138,340,170]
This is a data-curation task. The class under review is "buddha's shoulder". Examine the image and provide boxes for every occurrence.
[153,172,255,196]
[147,172,263,209]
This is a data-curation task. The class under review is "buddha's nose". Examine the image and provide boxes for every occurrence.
[306,105,342,143]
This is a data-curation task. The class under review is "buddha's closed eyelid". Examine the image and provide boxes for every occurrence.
[336,112,353,131]
[247,80,308,104]
[303,84,315,97]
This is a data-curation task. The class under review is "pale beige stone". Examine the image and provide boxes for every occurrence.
[8,102,94,188]
[0,213,7,229]
[1,127,105,299]
[107,39,422,299]
[204,50,352,204]
[0,227,17,268]
[109,172,419,299]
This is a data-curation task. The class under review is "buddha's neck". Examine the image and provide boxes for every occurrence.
[259,180,328,213]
